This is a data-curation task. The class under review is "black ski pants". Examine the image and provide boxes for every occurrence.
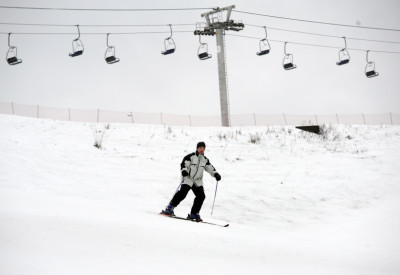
[170,184,205,214]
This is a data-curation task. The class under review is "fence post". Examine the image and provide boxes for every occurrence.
[189,115,192,127]
[336,114,339,124]
[362,113,366,125]
[315,115,318,125]
[97,109,100,123]
[130,112,134,124]
[253,113,257,126]
[11,102,15,115]
[160,112,164,125]
[283,113,288,126]
[390,112,393,125]
[37,105,40,118]
[68,108,71,121]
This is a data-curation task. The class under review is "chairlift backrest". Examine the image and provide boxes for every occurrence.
[283,55,296,70]
[105,46,120,64]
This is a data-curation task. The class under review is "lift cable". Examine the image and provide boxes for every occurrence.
[234,10,400,32]
[227,33,400,54]
[0,22,196,27]
[0,31,194,35]
[1,21,399,45]
[0,5,212,12]
[246,24,400,45]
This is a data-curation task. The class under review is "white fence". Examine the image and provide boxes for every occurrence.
[0,102,398,126]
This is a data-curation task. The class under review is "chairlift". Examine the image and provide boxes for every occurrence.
[6,33,22,65]
[336,37,350,66]
[282,42,296,70]
[365,50,379,78]
[69,25,84,57]
[161,24,176,55]
[104,33,120,64]
[256,26,271,56]
[197,35,211,60]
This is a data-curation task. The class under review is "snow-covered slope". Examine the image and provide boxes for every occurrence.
[1,115,399,275]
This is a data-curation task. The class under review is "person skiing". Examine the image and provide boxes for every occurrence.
[161,141,221,222]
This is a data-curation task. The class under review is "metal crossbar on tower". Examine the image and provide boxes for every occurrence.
[196,5,244,127]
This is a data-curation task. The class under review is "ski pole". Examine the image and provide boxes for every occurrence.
[211,180,219,215]
[175,177,184,194]
[169,177,184,203]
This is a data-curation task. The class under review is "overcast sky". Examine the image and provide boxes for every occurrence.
[0,0,399,116]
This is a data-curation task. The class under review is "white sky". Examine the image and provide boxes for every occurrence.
[0,0,399,116]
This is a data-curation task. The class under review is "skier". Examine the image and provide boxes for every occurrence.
[162,141,221,221]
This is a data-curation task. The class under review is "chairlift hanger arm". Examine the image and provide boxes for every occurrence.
[75,25,81,40]
[8,32,12,47]
[366,50,372,63]
[106,33,111,47]
[342,36,347,50]
[167,24,173,39]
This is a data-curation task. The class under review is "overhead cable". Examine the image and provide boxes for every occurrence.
[2,21,399,44]
[246,24,400,45]
[0,31,193,35]
[0,22,196,27]
[234,10,400,32]
[0,5,212,12]
[227,33,400,54]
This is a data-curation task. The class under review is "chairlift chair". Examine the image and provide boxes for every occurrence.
[6,33,22,65]
[161,24,176,55]
[365,50,379,78]
[197,36,211,60]
[282,42,296,70]
[104,34,120,64]
[336,37,350,66]
[256,26,271,56]
[69,25,84,57]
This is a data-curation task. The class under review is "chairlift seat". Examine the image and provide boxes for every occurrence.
[69,50,83,57]
[283,63,296,70]
[366,70,379,78]
[105,56,120,64]
[198,52,211,60]
[336,59,350,66]
[7,56,22,65]
[161,49,175,55]
[257,49,270,56]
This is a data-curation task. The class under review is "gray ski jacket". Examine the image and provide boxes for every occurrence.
[181,151,217,187]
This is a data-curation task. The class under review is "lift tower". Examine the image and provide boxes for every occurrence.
[196,5,244,127]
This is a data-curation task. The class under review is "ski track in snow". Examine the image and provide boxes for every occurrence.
[0,115,400,275]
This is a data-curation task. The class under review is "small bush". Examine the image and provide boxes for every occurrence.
[249,133,262,144]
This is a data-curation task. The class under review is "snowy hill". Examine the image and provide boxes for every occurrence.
[1,115,400,275]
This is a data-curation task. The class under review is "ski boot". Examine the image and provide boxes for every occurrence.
[161,204,175,216]
[187,213,203,222]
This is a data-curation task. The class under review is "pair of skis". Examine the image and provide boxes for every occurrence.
[160,212,229,228]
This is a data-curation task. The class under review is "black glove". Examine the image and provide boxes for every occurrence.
[181,170,189,177]
[214,173,221,181]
